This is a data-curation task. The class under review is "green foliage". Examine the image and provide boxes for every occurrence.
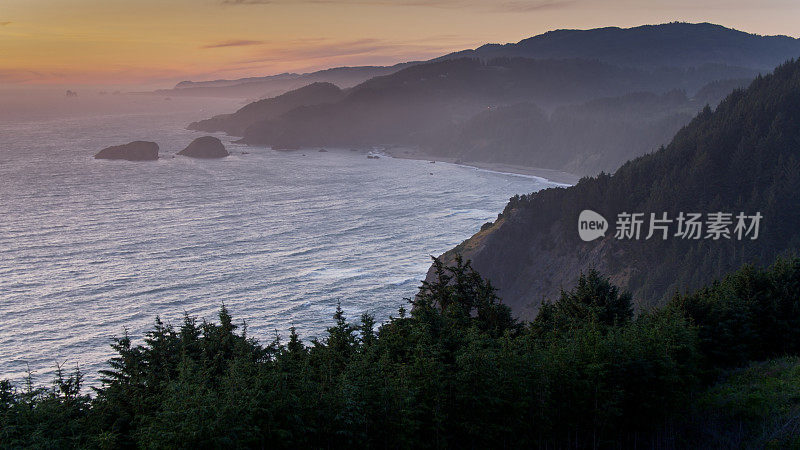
[670,257,800,370]
[687,357,800,448]
[533,269,634,334]
[0,365,94,449]
[2,256,800,448]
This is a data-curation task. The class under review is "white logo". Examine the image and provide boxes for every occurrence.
[578,210,608,242]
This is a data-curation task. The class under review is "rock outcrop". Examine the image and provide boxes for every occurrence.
[177,136,229,158]
[94,141,159,161]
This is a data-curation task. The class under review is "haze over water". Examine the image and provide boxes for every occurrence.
[0,92,560,385]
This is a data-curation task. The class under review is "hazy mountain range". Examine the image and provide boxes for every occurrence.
[196,57,751,156]
[187,22,798,175]
[155,63,413,99]
[173,22,799,100]
[426,78,750,174]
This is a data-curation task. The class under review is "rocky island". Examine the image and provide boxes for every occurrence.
[177,136,229,158]
[94,141,159,161]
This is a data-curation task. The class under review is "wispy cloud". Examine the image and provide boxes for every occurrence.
[220,0,575,13]
[232,36,457,67]
[0,22,12,26]
[237,39,393,63]
[0,69,59,83]
[201,39,264,49]
[496,0,576,12]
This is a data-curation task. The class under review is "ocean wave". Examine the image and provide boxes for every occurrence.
[0,104,551,386]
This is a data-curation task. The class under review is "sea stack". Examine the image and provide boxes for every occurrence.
[94,141,159,161]
[178,136,229,158]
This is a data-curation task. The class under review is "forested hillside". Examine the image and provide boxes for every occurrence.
[432,58,800,318]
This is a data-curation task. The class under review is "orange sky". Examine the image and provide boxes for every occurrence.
[2,0,799,88]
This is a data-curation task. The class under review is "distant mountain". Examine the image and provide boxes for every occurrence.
[234,57,753,154]
[189,82,345,136]
[430,59,800,319]
[174,73,300,90]
[168,23,799,100]
[155,63,414,99]
[440,22,800,71]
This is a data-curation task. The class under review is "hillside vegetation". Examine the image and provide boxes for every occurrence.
[433,58,800,317]
[3,257,800,448]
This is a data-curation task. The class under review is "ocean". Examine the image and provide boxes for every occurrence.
[0,91,561,385]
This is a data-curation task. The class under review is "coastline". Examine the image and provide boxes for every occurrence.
[383,147,581,186]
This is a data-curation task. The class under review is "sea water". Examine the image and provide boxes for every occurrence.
[0,91,560,385]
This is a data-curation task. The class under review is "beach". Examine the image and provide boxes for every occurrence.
[383,147,581,185]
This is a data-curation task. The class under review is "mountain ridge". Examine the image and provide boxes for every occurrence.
[155,63,415,99]
[167,22,800,100]
[439,22,800,70]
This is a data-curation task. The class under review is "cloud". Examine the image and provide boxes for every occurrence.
[201,39,264,49]
[0,22,12,26]
[239,39,392,62]
[0,69,59,83]
[220,0,575,12]
[232,37,452,66]
[496,0,576,12]
[213,35,463,77]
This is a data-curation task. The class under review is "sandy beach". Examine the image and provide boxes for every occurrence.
[383,147,581,185]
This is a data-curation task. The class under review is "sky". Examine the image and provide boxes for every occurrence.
[1,0,799,89]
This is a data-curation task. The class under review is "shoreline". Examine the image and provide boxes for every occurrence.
[230,142,582,186]
[383,147,581,185]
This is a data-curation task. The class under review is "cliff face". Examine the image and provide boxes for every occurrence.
[430,59,800,319]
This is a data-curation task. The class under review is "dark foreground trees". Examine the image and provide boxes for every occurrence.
[2,256,800,448]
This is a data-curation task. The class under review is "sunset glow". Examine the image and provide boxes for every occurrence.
[3,0,800,88]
